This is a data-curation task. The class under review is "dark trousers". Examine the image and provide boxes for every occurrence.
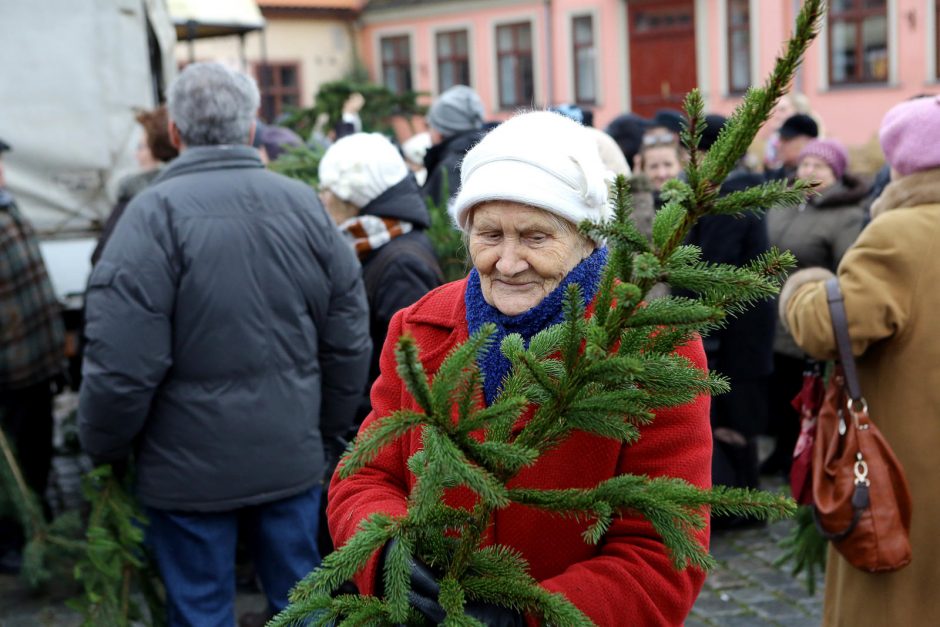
[0,379,55,552]
[763,353,807,474]
[146,486,322,627]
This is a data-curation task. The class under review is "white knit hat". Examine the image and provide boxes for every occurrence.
[450,111,613,239]
[318,133,408,208]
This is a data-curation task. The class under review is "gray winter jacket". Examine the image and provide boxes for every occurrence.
[79,145,371,512]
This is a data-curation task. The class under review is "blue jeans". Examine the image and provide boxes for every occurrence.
[146,486,322,627]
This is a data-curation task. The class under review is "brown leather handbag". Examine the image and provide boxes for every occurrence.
[811,278,913,573]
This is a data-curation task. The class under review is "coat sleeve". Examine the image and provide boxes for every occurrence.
[829,206,865,270]
[327,308,412,594]
[78,196,176,462]
[535,338,712,627]
[784,211,916,361]
[318,232,373,439]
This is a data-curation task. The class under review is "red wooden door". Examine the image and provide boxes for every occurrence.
[628,0,697,118]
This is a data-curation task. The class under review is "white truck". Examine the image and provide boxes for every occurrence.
[1,0,177,302]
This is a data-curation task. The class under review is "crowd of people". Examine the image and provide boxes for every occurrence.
[1,61,937,626]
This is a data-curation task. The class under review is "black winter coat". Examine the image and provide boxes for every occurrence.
[357,176,442,423]
[79,145,371,511]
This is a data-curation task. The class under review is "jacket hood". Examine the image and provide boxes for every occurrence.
[153,145,263,185]
[870,167,940,220]
[809,174,869,209]
[423,129,485,175]
[361,174,431,228]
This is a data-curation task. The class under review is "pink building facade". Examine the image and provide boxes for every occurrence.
[359,0,940,148]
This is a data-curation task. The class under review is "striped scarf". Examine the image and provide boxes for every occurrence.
[339,215,414,260]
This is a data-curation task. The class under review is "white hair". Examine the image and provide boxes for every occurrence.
[167,63,260,147]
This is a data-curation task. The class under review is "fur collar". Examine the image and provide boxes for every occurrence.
[871,168,940,220]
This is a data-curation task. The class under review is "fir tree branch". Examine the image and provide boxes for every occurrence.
[396,334,435,414]
[338,410,428,479]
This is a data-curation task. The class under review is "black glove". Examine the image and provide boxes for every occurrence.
[379,541,525,626]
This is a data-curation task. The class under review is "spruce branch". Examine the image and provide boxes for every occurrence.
[338,410,428,478]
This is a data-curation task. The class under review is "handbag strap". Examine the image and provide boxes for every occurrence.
[825,278,863,401]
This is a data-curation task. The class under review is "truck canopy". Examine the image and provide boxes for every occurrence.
[1,0,176,237]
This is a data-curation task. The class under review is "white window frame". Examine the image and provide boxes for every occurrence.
[566,8,603,107]
[429,22,476,97]
[489,14,541,110]
[717,0,760,97]
[817,0,897,90]
[373,28,418,94]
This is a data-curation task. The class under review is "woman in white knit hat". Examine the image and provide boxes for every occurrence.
[326,112,711,625]
[318,132,443,427]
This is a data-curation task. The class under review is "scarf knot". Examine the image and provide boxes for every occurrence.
[465,247,608,405]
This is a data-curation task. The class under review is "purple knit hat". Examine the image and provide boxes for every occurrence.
[798,139,848,180]
[880,95,940,176]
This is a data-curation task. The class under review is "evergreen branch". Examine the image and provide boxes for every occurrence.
[338,410,428,479]
[623,297,724,329]
[774,505,828,595]
[526,324,565,360]
[425,427,509,508]
[384,535,415,622]
[562,285,587,371]
[680,90,706,196]
[652,198,689,252]
[579,355,645,386]
[657,0,824,260]
[289,513,398,602]
[711,178,814,216]
[460,395,528,436]
[396,334,435,414]
[431,324,495,420]
[439,576,469,621]
[463,439,539,475]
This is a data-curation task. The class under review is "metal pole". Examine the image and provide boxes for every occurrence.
[544,0,554,107]
[186,19,197,64]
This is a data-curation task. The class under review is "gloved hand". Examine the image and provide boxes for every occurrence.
[379,540,525,626]
[322,435,349,485]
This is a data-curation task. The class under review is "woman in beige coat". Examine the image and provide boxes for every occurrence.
[780,95,940,626]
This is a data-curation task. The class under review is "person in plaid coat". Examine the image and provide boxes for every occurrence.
[0,137,65,574]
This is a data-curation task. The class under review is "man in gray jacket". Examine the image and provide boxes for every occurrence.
[79,63,371,627]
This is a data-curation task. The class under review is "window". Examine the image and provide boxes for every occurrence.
[828,0,888,85]
[496,22,534,109]
[727,0,751,93]
[437,30,470,93]
[381,35,412,94]
[936,0,940,80]
[255,63,301,122]
[572,16,597,105]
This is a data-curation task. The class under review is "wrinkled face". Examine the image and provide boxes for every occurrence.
[468,202,593,316]
[642,145,682,191]
[797,155,837,190]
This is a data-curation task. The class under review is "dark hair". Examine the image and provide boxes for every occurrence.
[778,113,819,140]
[605,113,649,167]
[136,105,178,163]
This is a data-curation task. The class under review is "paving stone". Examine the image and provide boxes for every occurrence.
[774,614,819,627]
[719,611,777,626]
[726,586,777,604]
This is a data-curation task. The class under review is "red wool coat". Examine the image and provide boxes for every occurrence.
[327,278,712,626]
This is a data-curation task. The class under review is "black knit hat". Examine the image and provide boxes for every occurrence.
[652,109,686,134]
[605,113,650,166]
[0,138,10,153]
[700,114,728,152]
[778,113,819,139]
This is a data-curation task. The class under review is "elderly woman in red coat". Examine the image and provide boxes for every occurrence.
[327,111,712,626]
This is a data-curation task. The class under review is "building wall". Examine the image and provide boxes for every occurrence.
[174,17,356,107]
[706,0,936,147]
[360,0,634,129]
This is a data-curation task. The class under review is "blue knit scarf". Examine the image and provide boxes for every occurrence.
[465,247,608,405]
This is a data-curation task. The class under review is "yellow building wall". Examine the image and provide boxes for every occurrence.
[174,17,357,106]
